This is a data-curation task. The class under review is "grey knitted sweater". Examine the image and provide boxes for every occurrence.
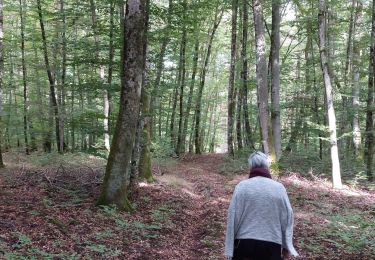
[224,177,298,259]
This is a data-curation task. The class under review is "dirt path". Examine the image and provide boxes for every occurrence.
[156,154,237,259]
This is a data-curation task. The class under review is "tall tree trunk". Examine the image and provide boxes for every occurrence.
[318,0,342,189]
[0,0,4,167]
[195,7,223,154]
[352,1,363,157]
[37,0,61,153]
[227,0,238,156]
[182,34,199,155]
[236,88,243,150]
[19,0,29,154]
[138,0,153,182]
[176,0,188,156]
[241,0,253,149]
[365,0,375,182]
[60,0,67,152]
[105,0,115,151]
[271,0,281,160]
[97,0,146,210]
[170,82,178,148]
[252,0,269,154]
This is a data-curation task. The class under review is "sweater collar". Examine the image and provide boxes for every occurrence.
[249,167,272,179]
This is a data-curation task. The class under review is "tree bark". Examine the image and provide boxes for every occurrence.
[19,0,29,154]
[182,34,199,155]
[97,0,146,210]
[176,0,188,156]
[37,0,61,153]
[252,0,269,154]
[271,0,281,160]
[59,0,67,152]
[227,0,238,156]
[318,0,342,189]
[138,0,153,182]
[105,0,115,151]
[241,0,253,149]
[351,1,362,157]
[365,0,375,182]
[0,0,4,167]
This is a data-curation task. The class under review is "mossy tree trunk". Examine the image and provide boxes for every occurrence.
[97,0,146,210]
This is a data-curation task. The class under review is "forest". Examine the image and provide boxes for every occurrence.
[0,0,374,259]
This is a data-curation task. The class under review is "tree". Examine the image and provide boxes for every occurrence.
[0,0,4,167]
[271,0,281,160]
[227,0,238,156]
[97,0,146,210]
[252,0,269,154]
[37,0,62,153]
[318,0,343,189]
[176,0,188,155]
[365,0,375,182]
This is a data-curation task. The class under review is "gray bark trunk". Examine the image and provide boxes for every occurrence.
[0,0,4,167]
[241,0,253,149]
[319,0,342,189]
[365,0,375,182]
[19,0,29,154]
[37,0,62,153]
[352,1,362,157]
[227,0,238,156]
[176,0,188,155]
[252,0,269,154]
[271,0,281,160]
[98,0,146,210]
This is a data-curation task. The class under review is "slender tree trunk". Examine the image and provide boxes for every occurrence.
[19,0,29,154]
[241,0,253,149]
[37,0,61,153]
[182,35,199,155]
[195,7,223,154]
[236,88,243,150]
[227,0,238,156]
[252,0,269,154]
[365,0,375,182]
[138,0,153,182]
[176,0,188,156]
[170,83,178,148]
[271,0,281,160]
[352,1,363,157]
[0,0,4,167]
[105,0,115,151]
[97,0,146,210]
[319,0,342,189]
[60,0,67,152]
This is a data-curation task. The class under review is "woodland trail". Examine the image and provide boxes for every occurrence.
[0,153,374,259]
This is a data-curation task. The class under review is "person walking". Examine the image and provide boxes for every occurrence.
[224,151,298,260]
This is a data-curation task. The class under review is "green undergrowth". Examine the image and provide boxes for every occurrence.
[297,209,375,257]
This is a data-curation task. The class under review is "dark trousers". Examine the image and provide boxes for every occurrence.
[233,239,282,260]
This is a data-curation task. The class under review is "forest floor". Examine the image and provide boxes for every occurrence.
[0,152,374,259]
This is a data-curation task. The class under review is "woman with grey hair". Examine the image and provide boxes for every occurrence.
[224,151,298,260]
